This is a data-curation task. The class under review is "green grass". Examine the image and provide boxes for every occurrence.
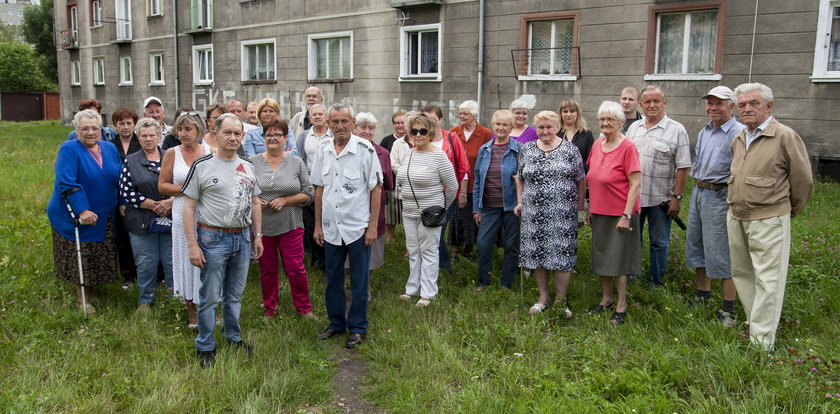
[1,123,838,413]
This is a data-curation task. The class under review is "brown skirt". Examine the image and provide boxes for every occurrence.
[590,213,642,277]
[52,218,119,286]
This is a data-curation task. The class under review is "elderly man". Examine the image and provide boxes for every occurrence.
[685,86,745,326]
[182,113,263,367]
[143,96,172,140]
[311,103,382,349]
[728,83,813,351]
[246,101,259,126]
[226,99,257,133]
[289,86,324,136]
[620,86,643,133]
[295,103,332,271]
[626,85,691,286]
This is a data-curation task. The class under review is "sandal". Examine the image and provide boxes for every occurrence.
[588,302,614,315]
[529,303,548,314]
[557,302,573,319]
[610,311,626,325]
[415,298,431,307]
[398,293,413,301]
[475,286,486,292]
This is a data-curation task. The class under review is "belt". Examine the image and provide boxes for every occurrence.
[198,223,244,233]
[696,181,727,191]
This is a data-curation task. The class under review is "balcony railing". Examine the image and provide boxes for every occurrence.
[116,17,132,41]
[511,47,580,80]
[190,0,213,31]
[61,30,78,49]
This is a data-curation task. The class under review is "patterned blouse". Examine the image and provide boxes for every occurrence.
[249,154,314,237]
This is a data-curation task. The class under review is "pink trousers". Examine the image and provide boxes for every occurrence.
[258,228,312,316]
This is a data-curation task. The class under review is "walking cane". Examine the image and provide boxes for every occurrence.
[60,187,88,317]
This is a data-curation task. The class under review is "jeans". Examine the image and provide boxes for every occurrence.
[129,232,173,304]
[438,201,456,270]
[324,236,370,334]
[640,205,672,286]
[475,208,520,288]
[302,203,325,266]
[403,216,441,298]
[258,228,312,315]
[195,227,252,352]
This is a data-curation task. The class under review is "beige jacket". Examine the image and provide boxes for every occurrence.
[727,118,813,220]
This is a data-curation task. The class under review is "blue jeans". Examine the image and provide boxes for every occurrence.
[129,232,173,304]
[324,236,370,334]
[476,208,520,288]
[438,201,457,270]
[640,205,672,286]
[195,227,252,352]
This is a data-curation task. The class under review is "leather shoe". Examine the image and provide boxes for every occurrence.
[345,332,365,349]
[197,349,216,368]
[318,327,344,340]
[226,339,253,356]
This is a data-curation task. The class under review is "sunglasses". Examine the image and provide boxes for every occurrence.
[410,128,429,136]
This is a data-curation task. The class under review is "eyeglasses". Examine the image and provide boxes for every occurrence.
[264,133,286,140]
[410,128,429,136]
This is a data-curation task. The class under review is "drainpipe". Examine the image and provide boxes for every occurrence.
[476,0,485,123]
[748,0,759,82]
[173,0,181,108]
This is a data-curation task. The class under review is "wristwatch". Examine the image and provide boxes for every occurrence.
[255,233,263,238]
[672,194,683,200]
[622,213,632,220]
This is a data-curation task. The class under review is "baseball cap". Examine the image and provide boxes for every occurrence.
[143,96,163,108]
[702,86,733,102]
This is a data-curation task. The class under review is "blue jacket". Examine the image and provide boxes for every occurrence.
[46,139,123,242]
[243,125,299,157]
[472,138,522,213]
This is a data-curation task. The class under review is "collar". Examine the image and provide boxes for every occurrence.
[749,116,774,135]
[329,134,361,156]
[705,116,738,133]
[642,114,670,130]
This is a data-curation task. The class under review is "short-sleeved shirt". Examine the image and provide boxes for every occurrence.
[625,115,691,207]
[309,134,383,245]
[691,117,744,184]
[180,154,261,229]
[249,154,314,237]
[587,138,641,216]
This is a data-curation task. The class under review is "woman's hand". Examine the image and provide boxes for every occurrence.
[258,197,270,211]
[78,210,98,226]
[586,212,593,227]
[513,202,522,217]
[473,212,481,225]
[154,198,173,217]
[458,193,468,208]
[616,216,632,232]
[119,205,126,217]
[268,197,287,212]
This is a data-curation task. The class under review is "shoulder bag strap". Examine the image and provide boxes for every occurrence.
[406,151,422,210]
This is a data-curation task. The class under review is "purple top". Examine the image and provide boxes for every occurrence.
[511,126,538,144]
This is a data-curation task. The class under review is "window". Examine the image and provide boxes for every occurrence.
[150,52,165,85]
[147,0,162,17]
[69,5,78,44]
[308,32,353,81]
[645,1,723,80]
[116,0,132,40]
[90,1,102,27]
[812,0,840,81]
[241,39,276,82]
[399,24,441,81]
[93,57,105,85]
[120,56,132,86]
[71,60,81,86]
[516,12,580,80]
[193,45,213,84]
[190,0,213,30]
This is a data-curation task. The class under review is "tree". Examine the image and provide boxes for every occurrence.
[21,0,56,84]
[0,42,57,91]
[0,22,22,43]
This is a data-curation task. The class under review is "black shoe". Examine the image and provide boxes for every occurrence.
[318,327,344,340]
[588,302,615,315]
[345,332,365,349]
[197,349,216,368]
[610,311,627,325]
[227,339,253,356]
[121,281,132,290]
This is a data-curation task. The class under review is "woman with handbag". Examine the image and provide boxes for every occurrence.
[396,113,458,307]
[119,117,174,310]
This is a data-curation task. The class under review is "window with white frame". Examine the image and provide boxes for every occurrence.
[116,0,132,40]
[193,45,213,85]
[190,0,213,30]
[150,52,165,85]
[308,32,353,81]
[241,39,276,81]
[646,4,723,80]
[69,5,78,44]
[120,56,132,86]
[400,24,441,80]
[91,1,102,27]
[71,60,81,86]
[148,0,162,16]
[812,0,840,81]
[525,18,576,78]
[93,57,105,85]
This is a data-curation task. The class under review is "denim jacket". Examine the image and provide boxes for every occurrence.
[472,138,521,213]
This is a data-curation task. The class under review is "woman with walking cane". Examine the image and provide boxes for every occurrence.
[47,110,123,315]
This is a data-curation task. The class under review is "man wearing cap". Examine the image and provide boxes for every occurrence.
[685,86,744,326]
[143,97,172,141]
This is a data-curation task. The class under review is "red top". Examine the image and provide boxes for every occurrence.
[439,130,471,198]
[451,123,493,194]
[586,137,641,216]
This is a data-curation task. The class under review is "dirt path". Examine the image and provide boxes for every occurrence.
[331,347,388,414]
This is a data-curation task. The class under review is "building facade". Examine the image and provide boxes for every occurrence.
[55,0,840,170]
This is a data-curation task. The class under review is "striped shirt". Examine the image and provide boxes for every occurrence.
[397,150,458,219]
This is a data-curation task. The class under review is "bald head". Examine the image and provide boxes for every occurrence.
[226,100,246,122]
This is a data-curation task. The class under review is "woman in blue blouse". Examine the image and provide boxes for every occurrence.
[47,110,124,314]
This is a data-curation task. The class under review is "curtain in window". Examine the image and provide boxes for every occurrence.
[529,21,551,75]
[829,6,840,71]
[248,46,257,80]
[341,37,351,77]
[420,31,438,73]
[688,11,717,74]
[657,13,685,74]
[553,20,574,74]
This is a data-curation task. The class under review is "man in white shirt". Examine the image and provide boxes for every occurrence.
[289,86,324,137]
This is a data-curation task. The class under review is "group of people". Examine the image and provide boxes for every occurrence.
[47,81,812,368]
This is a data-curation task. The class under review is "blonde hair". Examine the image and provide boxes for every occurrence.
[558,98,587,132]
[491,110,515,125]
[533,110,560,125]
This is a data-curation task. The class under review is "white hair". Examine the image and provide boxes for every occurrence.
[72,109,102,129]
[459,100,480,116]
[355,112,378,126]
[509,94,536,111]
[309,103,327,113]
[327,103,355,119]
[733,83,774,103]
[597,101,626,122]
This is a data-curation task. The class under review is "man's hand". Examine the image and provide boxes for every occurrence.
[364,226,377,247]
[252,237,263,260]
[313,225,324,247]
[473,212,481,225]
[188,244,205,268]
[667,198,681,218]
[513,202,522,217]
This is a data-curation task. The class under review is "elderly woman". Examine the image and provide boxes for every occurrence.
[47,109,123,314]
[107,107,141,289]
[119,117,174,310]
[250,119,316,318]
[353,113,395,283]
[448,100,493,260]
[380,111,406,242]
[473,110,522,291]
[585,101,642,325]
[558,98,595,173]
[514,111,586,316]
[509,95,538,143]
[243,98,298,157]
[397,113,458,307]
[159,112,212,327]
[203,103,226,148]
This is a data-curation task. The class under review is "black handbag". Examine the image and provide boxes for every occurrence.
[407,151,447,227]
